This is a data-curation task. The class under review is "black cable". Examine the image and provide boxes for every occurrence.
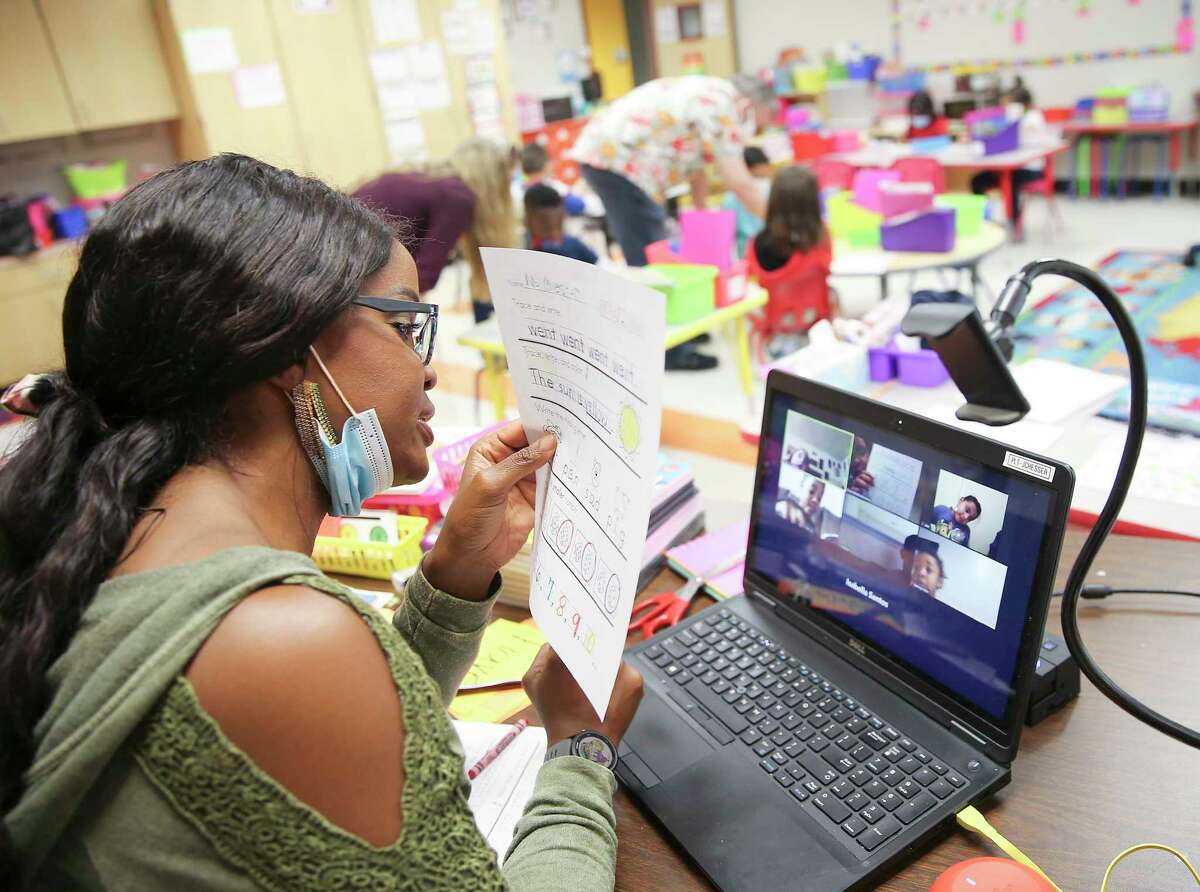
[1052,585,1200,600]
[1004,259,1200,749]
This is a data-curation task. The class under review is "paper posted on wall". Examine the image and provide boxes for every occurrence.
[481,248,666,718]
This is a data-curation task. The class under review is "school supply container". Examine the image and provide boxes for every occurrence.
[789,131,834,161]
[981,120,1020,155]
[846,55,881,82]
[784,105,813,132]
[830,129,862,152]
[63,161,127,200]
[852,168,901,214]
[1128,85,1168,123]
[878,70,925,94]
[826,192,881,247]
[792,66,826,95]
[680,209,736,270]
[1092,88,1130,125]
[934,193,986,235]
[646,263,718,324]
[313,514,427,580]
[432,420,510,490]
[715,259,749,307]
[880,207,956,253]
[879,181,934,219]
[868,342,950,386]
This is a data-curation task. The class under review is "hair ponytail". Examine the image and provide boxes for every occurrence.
[0,154,393,871]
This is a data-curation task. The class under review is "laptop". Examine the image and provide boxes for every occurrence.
[617,372,1073,891]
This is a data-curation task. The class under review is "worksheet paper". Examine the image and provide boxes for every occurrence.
[482,248,665,718]
[454,721,548,862]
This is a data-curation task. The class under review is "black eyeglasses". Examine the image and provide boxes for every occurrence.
[353,296,439,366]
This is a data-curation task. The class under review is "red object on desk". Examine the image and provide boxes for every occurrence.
[929,858,1057,892]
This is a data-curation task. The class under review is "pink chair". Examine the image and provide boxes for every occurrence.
[813,160,855,191]
[892,156,946,194]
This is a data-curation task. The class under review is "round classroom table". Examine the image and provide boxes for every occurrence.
[829,220,1008,299]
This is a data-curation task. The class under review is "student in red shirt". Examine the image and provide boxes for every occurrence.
[907,90,949,139]
[746,166,834,358]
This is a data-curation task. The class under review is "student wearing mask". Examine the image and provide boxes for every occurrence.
[970,77,1050,236]
[0,154,642,891]
[906,90,948,139]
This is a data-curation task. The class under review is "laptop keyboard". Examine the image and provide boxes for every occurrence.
[638,607,970,855]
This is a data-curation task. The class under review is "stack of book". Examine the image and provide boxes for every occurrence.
[496,453,704,607]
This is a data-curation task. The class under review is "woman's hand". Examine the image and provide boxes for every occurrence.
[422,422,556,599]
[523,645,644,746]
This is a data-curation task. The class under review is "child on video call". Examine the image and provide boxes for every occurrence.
[746,165,834,358]
[722,146,772,256]
[926,496,981,547]
[523,183,599,265]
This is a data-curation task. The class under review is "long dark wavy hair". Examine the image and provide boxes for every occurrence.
[762,165,826,258]
[0,154,393,870]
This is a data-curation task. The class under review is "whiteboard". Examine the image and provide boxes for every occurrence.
[897,0,1184,69]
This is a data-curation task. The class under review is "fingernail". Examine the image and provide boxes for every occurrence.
[537,434,556,451]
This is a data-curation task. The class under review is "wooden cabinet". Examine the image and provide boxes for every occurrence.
[268,0,387,189]
[156,0,308,176]
[0,244,77,383]
[0,0,77,143]
[40,0,180,131]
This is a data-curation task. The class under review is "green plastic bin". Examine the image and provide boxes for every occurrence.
[826,192,881,247]
[934,193,987,236]
[646,263,718,325]
[63,160,127,200]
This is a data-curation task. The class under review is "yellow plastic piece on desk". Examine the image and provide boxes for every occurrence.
[955,806,1062,892]
[1100,843,1199,892]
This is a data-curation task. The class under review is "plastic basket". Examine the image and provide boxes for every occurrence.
[826,192,881,247]
[646,263,718,324]
[313,514,427,579]
[63,161,127,200]
[934,193,986,235]
[432,420,510,490]
[792,66,826,95]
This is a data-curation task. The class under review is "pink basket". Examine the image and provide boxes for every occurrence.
[432,421,510,490]
[879,181,934,218]
[680,210,736,270]
[852,169,901,214]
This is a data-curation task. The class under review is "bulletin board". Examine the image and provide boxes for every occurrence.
[893,0,1194,70]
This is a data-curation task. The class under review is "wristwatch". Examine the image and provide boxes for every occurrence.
[544,730,617,771]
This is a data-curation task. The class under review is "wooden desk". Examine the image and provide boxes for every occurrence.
[830,221,1008,300]
[486,529,1200,890]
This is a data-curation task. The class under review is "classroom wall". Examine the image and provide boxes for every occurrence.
[501,0,590,100]
[649,0,738,78]
[734,0,1199,118]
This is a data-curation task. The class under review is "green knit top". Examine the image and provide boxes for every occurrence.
[4,547,618,891]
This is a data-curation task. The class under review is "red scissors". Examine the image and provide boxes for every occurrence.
[628,550,746,639]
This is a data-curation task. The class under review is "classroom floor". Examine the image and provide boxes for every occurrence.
[428,195,1200,532]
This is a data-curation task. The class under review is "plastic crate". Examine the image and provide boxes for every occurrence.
[715,259,749,307]
[432,420,510,490]
[981,120,1020,155]
[881,207,956,253]
[646,263,718,324]
[934,193,987,236]
[826,191,882,247]
[313,514,427,580]
[63,161,127,200]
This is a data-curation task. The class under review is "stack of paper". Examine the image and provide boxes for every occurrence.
[454,720,548,862]
[665,520,750,600]
[449,619,544,723]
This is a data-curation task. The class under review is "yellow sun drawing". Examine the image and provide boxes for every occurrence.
[619,404,640,453]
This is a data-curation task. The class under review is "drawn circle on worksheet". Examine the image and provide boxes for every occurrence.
[556,518,574,552]
[581,542,597,580]
[604,573,620,613]
[618,404,640,454]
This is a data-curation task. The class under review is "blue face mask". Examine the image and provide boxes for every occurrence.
[294,347,394,517]
[911,115,932,129]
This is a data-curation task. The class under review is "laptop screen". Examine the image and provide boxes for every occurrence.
[746,384,1059,723]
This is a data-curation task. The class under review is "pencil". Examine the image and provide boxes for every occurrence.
[467,719,529,780]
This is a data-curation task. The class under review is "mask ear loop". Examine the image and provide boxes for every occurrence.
[308,346,357,416]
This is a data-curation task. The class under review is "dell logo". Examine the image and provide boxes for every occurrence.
[848,637,866,656]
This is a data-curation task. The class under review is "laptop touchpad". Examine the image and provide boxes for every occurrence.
[625,693,717,783]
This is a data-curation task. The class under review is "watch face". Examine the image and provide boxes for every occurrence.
[572,731,616,768]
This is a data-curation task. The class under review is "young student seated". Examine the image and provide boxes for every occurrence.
[513,142,586,216]
[926,495,981,546]
[970,77,1049,236]
[907,90,949,140]
[722,146,771,256]
[524,183,598,264]
[746,165,834,358]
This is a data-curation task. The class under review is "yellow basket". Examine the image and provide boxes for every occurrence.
[313,514,428,580]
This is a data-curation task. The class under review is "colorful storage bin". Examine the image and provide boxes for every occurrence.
[880,207,956,253]
[934,194,987,236]
[432,420,510,490]
[646,263,718,324]
[852,169,901,214]
[63,161,127,200]
[826,191,881,247]
[879,181,934,219]
[313,514,427,580]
